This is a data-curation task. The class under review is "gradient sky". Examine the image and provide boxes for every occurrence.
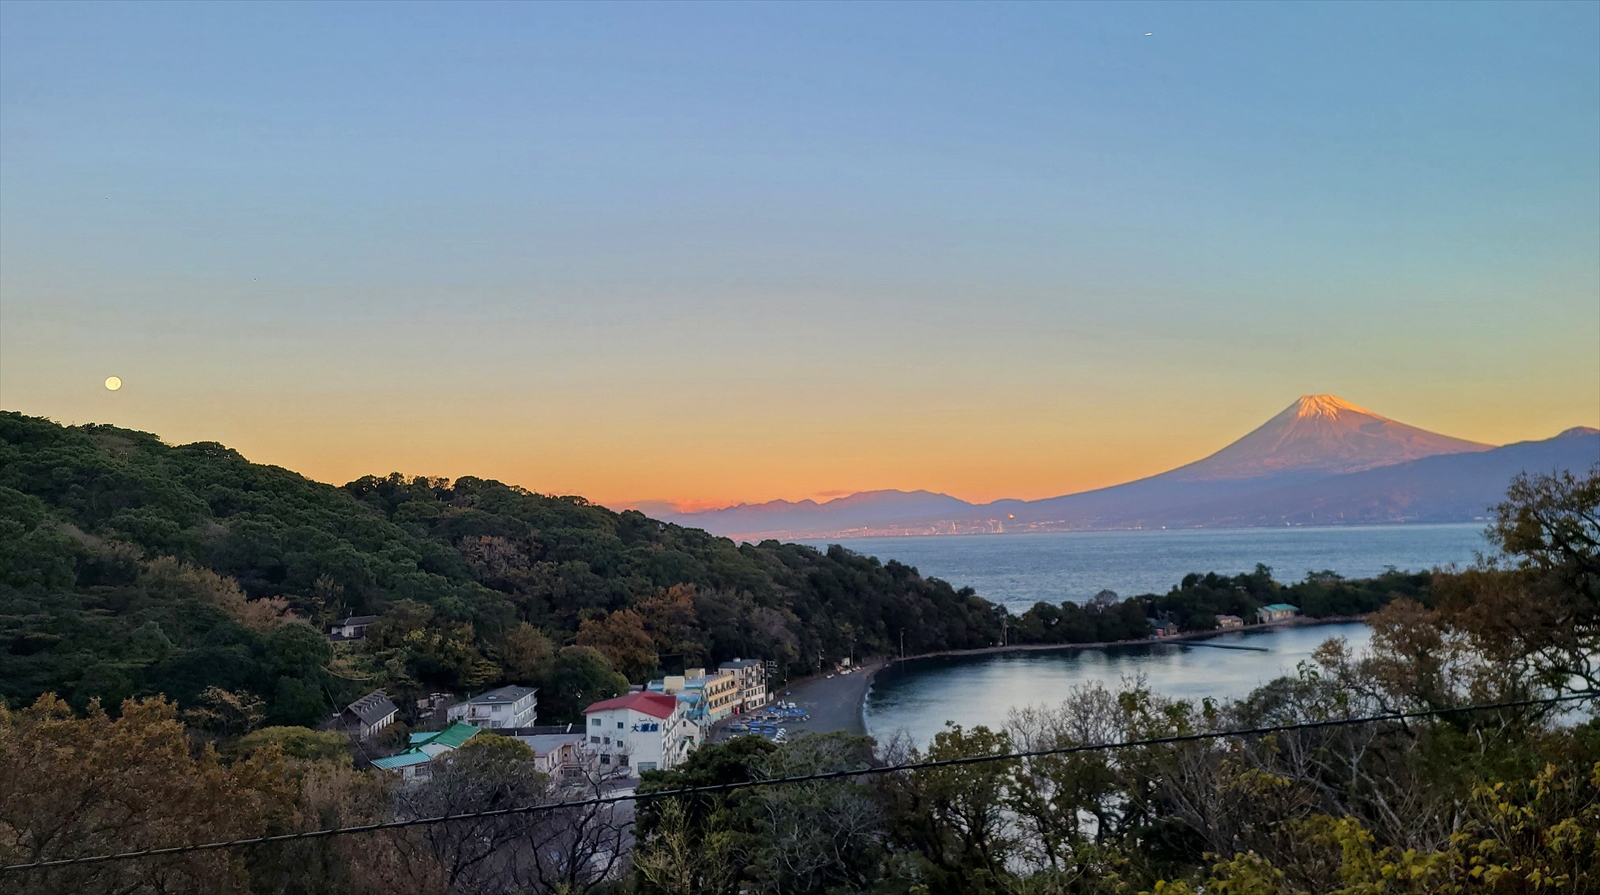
[3,2,1597,508]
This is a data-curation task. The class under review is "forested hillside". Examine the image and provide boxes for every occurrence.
[0,413,1000,722]
[5,465,1596,895]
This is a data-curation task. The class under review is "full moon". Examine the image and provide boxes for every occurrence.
[104,376,122,391]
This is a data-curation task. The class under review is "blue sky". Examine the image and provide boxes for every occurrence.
[3,2,1596,505]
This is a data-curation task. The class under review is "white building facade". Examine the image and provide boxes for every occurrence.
[448,685,538,729]
[583,692,694,776]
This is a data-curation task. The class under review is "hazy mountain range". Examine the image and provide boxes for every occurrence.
[636,396,1600,541]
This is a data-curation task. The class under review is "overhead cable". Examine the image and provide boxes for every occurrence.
[5,690,1592,873]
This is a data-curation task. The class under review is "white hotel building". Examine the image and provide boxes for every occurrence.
[582,691,695,776]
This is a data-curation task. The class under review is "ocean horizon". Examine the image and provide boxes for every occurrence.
[804,522,1488,611]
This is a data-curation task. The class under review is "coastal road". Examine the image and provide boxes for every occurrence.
[768,660,885,737]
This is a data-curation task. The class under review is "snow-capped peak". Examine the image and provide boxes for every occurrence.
[1163,394,1492,481]
[1292,394,1382,421]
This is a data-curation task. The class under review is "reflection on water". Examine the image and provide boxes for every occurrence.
[864,622,1372,746]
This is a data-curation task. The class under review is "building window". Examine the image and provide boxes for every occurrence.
[590,736,600,744]
[592,717,601,726]
[617,721,624,729]
[600,754,610,765]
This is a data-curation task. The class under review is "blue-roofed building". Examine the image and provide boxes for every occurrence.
[371,751,435,781]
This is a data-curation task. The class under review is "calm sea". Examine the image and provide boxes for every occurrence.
[805,523,1489,612]
[863,622,1372,747]
[811,525,1488,746]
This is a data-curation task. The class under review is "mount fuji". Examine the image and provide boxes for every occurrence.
[640,396,1598,541]
[1158,394,1491,481]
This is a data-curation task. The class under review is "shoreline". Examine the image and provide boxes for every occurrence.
[763,659,887,737]
[894,613,1370,664]
[768,616,1368,738]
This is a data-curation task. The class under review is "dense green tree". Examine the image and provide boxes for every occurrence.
[539,646,630,722]
[1,412,1003,722]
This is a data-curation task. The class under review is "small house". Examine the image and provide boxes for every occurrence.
[371,722,480,782]
[1257,603,1301,624]
[341,690,399,740]
[1150,619,1180,638]
[1216,614,1245,629]
[513,732,591,777]
[328,615,380,642]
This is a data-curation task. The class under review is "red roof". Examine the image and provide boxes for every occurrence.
[584,691,679,719]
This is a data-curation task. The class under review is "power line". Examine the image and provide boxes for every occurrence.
[5,691,1591,874]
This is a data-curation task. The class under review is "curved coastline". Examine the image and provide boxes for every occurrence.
[760,616,1371,739]
[866,618,1376,746]
[899,613,1370,664]
[770,659,886,737]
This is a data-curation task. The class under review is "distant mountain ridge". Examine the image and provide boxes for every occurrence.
[641,396,1598,540]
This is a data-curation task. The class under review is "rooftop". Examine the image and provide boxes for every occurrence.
[371,752,433,770]
[462,685,537,706]
[410,722,481,750]
[503,724,581,737]
[515,733,586,754]
[343,690,398,725]
[1261,603,1301,612]
[584,691,680,719]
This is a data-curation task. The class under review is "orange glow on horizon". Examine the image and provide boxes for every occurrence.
[5,385,1595,515]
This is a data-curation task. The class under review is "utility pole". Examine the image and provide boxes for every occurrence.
[899,630,904,661]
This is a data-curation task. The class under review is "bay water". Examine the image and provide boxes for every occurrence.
[819,524,1488,745]
[808,522,1489,613]
[863,623,1371,746]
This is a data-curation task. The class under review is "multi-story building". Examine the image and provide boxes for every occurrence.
[717,658,768,713]
[448,685,538,729]
[583,692,694,776]
[699,669,740,720]
[652,668,741,723]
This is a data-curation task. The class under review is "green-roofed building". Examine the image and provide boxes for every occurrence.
[1257,603,1301,624]
[372,722,480,782]
[412,722,480,750]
